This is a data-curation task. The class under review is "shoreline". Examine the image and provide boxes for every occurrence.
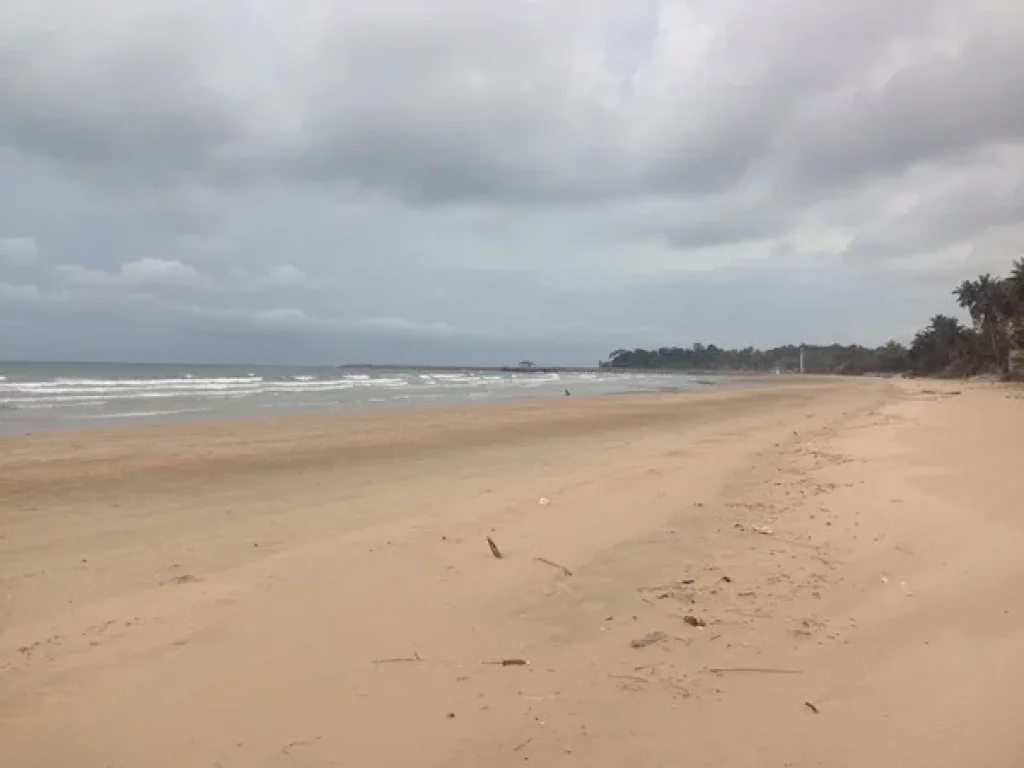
[0,363,744,438]
[2,377,1022,766]
[0,370,797,439]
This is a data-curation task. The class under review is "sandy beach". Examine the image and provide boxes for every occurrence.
[2,377,1023,767]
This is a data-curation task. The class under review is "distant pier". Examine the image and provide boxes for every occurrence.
[338,364,760,376]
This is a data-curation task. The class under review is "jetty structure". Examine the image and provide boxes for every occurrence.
[338,363,760,376]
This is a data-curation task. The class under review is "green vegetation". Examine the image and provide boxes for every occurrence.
[605,258,1024,378]
[604,341,907,375]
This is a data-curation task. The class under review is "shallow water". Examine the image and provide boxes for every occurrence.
[0,362,717,434]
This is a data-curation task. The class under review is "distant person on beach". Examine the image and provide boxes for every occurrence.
[564,388,571,396]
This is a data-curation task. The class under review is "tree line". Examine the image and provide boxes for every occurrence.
[605,258,1024,378]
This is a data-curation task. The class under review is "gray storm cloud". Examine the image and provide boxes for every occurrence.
[0,0,1022,363]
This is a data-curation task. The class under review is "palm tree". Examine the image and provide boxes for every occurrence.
[908,314,976,375]
[1008,257,1024,300]
[953,274,1014,375]
[1006,259,1024,350]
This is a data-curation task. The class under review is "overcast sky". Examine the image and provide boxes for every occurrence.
[2,0,1022,365]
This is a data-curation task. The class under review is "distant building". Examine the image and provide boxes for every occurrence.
[518,360,535,369]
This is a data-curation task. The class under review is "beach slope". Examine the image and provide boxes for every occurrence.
[1,379,1022,767]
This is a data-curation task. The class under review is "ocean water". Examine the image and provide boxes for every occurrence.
[0,362,717,434]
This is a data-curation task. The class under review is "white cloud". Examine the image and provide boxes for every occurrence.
[119,257,197,286]
[0,236,40,266]
[0,281,40,298]
[53,258,197,288]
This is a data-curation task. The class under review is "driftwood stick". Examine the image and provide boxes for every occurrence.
[483,658,529,666]
[372,652,424,664]
[533,557,573,576]
[609,674,650,684]
[486,537,503,559]
[708,666,803,674]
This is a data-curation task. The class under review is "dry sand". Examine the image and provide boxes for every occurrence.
[1,378,1023,767]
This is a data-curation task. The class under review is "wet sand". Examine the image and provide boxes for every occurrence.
[2,378,1023,766]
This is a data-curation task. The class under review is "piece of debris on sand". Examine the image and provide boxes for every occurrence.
[486,536,503,559]
[533,557,573,577]
[630,630,669,649]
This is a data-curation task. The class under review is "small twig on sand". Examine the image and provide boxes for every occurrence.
[804,701,820,714]
[707,666,803,675]
[484,658,529,666]
[637,579,694,593]
[487,537,503,559]
[533,557,573,577]
[513,738,534,752]
[373,652,424,664]
[609,674,650,684]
